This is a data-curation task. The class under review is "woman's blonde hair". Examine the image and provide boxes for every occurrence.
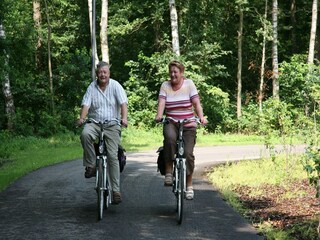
[168,60,185,73]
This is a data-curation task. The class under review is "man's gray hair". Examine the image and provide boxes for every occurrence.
[96,61,110,71]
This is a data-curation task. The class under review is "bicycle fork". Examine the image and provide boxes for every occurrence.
[173,158,186,196]
[95,156,108,191]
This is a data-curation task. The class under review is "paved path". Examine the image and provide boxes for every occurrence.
[0,145,305,240]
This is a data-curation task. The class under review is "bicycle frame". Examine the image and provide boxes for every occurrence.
[86,118,120,220]
[173,119,186,198]
[161,116,199,224]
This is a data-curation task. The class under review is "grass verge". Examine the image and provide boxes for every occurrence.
[207,155,319,240]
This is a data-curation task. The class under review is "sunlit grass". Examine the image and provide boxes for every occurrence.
[207,155,308,190]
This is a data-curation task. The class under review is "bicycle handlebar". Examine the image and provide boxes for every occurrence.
[159,116,201,125]
[85,118,129,128]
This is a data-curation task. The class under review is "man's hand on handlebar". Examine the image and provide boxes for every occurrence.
[76,118,85,127]
[121,119,128,128]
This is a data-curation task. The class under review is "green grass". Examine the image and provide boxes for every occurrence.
[0,127,266,192]
[207,155,307,189]
[207,155,318,240]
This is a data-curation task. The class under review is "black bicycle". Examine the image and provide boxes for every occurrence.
[86,118,121,220]
[161,116,200,224]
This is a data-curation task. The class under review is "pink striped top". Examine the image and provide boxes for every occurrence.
[159,79,199,124]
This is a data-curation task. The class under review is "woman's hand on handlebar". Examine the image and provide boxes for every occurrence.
[199,117,208,125]
[155,116,163,123]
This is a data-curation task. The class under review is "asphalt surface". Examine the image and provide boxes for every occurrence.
[0,145,305,240]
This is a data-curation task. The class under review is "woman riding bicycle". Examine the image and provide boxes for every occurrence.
[77,61,128,204]
[155,60,207,200]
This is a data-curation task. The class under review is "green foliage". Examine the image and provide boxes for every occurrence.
[303,144,320,197]
[0,0,318,138]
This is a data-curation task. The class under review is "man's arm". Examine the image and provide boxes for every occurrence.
[76,105,89,126]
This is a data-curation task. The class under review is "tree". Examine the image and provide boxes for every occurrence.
[33,0,42,67]
[259,0,269,112]
[237,4,244,119]
[100,0,109,63]
[290,0,297,54]
[169,0,180,56]
[308,0,318,64]
[272,0,279,99]
[88,0,99,81]
[0,24,15,130]
[44,0,55,115]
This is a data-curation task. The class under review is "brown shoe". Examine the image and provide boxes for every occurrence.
[112,191,122,204]
[84,167,96,178]
[164,173,173,186]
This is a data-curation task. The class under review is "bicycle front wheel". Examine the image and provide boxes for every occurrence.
[177,164,185,224]
[97,158,104,220]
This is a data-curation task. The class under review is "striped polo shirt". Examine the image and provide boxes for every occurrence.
[159,79,199,120]
[81,79,128,122]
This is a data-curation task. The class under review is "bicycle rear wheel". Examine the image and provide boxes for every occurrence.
[177,162,184,224]
[97,158,104,220]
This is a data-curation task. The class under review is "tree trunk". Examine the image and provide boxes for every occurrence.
[100,0,109,64]
[0,24,16,130]
[33,0,42,67]
[272,0,279,100]
[259,0,268,112]
[169,0,180,56]
[308,0,318,64]
[44,0,55,114]
[290,0,297,54]
[237,7,243,120]
[88,0,99,81]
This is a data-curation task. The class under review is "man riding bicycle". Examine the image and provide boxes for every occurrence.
[77,61,128,204]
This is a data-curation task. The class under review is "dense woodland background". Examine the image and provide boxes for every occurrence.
[0,0,319,137]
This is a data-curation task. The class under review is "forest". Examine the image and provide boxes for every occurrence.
[1,1,320,238]
[0,0,319,137]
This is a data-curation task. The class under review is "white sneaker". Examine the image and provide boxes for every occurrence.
[186,187,194,200]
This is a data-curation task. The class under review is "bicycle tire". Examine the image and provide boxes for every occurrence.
[97,158,104,220]
[105,177,111,209]
[177,161,184,224]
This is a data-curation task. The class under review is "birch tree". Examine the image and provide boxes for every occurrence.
[308,0,318,64]
[272,0,279,99]
[33,0,42,66]
[88,0,99,80]
[259,0,269,112]
[237,5,243,119]
[169,0,180,56]
[100,0,109,64]
[0,24,15,130]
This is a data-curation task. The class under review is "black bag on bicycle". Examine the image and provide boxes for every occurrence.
[156,146,166,175]
[118,145,126,173]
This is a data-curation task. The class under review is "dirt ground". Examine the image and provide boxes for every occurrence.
[234,179,320,238]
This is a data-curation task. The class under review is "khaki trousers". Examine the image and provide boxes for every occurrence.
[81,123,121,192]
